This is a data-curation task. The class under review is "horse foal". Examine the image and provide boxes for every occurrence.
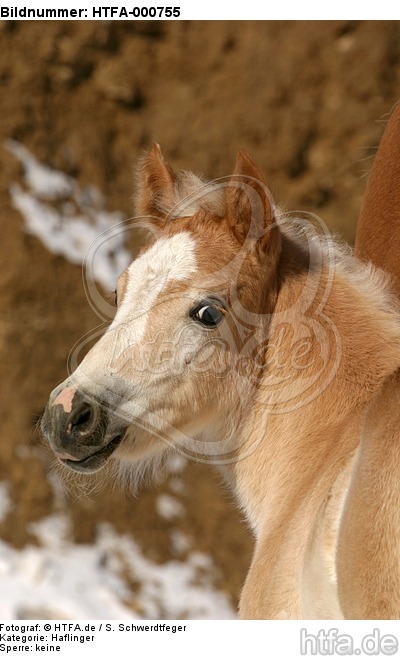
[41,140,400,619]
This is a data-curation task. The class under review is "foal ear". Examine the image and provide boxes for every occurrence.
[135,143,177,222]
[226,150,279,254]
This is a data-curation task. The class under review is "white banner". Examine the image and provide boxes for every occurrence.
[1,621,400,656]
[0,1,399,20]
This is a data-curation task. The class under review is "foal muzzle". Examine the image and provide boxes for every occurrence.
[41,384,124,472]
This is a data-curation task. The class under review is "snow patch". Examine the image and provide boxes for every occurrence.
[0,514,236,620]
[168,477,187,495]
[6,140,131,290]
[156,494,186,521]
[0,481,12,522]
[169,529,193,556]
[6,140,74,200]
[165,452,187,474]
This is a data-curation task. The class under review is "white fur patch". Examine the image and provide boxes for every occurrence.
[111,231,197,356]
[168,172,225,218]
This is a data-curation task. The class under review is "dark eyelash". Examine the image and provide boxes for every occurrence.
[106,290,118,307]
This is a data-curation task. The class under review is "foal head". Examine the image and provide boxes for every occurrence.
[41,146,281,476]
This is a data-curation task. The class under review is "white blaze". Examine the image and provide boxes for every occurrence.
[108,231,197,358]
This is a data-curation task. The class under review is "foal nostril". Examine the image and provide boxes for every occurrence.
[43,387,107,458]
[69,402,94,433]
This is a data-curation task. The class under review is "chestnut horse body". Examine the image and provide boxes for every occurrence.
[42,112,400,618]
[337,104,400,618]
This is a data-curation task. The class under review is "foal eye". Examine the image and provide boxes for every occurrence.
[190,301,224,328]
[113,290,118,307]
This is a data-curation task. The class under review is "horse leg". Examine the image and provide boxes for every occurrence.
[337,370,400,618]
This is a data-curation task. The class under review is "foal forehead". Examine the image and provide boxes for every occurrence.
[128,231,197,285]
[118,231,198,317]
